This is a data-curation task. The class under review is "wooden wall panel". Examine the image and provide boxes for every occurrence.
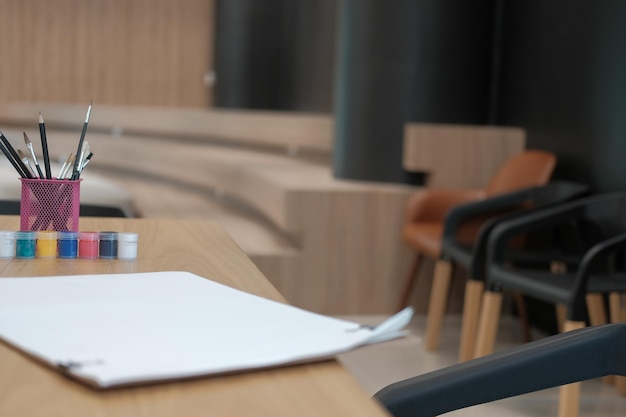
[403,123,526,189]
[0,0,214,107]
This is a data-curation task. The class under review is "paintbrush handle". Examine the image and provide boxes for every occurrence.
[26,144,45,179]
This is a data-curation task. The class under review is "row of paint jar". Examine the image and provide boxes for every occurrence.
[0,230,138,260]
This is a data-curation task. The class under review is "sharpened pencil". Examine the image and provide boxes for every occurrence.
[38,112,52,179]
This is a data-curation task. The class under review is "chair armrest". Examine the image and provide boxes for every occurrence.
[374,323,626,417]
[442,187,534,242]
[487,196,592,265]
[443,181,589,278]
[569,232,626,304]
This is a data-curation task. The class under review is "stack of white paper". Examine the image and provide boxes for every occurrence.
[0,271,412,388]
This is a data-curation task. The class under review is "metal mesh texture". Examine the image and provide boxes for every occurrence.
[20,179,81,231]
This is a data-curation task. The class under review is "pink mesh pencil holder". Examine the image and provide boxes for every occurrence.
[20,179,81,231]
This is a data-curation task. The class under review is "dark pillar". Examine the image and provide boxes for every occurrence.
[214,0,287,109]
[333,0,495,184]
[213,0,338,112]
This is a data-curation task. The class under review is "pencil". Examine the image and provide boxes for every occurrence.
[0,135,27,178]
[23,131,44,179]
[0,131,33,178]
[71,100,92,180]
[38,112,52,179]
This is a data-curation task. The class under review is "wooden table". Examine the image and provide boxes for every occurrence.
[0,216,390,417]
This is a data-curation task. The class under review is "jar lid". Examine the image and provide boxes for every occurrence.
[37,230,58,240]
[58,231,79,239]
[78,231,99,241]
[0,230,16,239]
[16,231,36,239]
[117,232,138,243]
[99,231,118,241]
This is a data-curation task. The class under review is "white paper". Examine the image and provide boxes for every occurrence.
[0,271,412,388]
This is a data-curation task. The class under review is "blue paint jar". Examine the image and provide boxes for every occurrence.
[98,231,118,259]
[58,231,79,259]
[15,231,36,259]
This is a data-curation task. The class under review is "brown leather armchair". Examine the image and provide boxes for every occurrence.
[399,150,557,353]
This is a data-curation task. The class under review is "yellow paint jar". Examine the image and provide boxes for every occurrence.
[36,230,58,258]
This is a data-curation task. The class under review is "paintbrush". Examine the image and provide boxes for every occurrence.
[23,131,44,179]
[57,153,74,179]
[17,149,36,178]
[71,100,93,180]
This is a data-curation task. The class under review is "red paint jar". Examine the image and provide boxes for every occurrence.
[78,231,99,259]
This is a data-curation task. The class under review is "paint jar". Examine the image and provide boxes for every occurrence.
[78,231,99,259]
[99,231,118,259]
[57,231,79,259]
[117,232,138,260]
[0,230,16,259]
[36,230,58,258]
[15,231,36,259]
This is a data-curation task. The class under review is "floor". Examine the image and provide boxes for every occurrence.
[336,314,626,417]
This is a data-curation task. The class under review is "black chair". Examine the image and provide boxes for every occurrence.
[0,199,130,217]
[472,192,626,416]
[424,181,589,361]
[79,203,129,218]
[374,323,626,417]
[0,199,20,214]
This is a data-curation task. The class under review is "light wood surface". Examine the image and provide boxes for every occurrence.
[403,123,526,188]
[0,0,214,107]
[424,260,453,350]
[0,123,418,315]
[0,103,333,155]
[0,216,390,417]
[473,290,503,359]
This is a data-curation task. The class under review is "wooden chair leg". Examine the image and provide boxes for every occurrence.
[512,291,532,343]
[424,259,453,351]
[558,320,586,417]
[398,253,422,311]
[473,290,502,359]
[609,292,626,322]
[458,279,484,362]
[555,304,567,333]
[586,293,607,326]
[609,292,626,396]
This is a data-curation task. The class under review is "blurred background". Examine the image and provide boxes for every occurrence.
[2,0,626,190]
